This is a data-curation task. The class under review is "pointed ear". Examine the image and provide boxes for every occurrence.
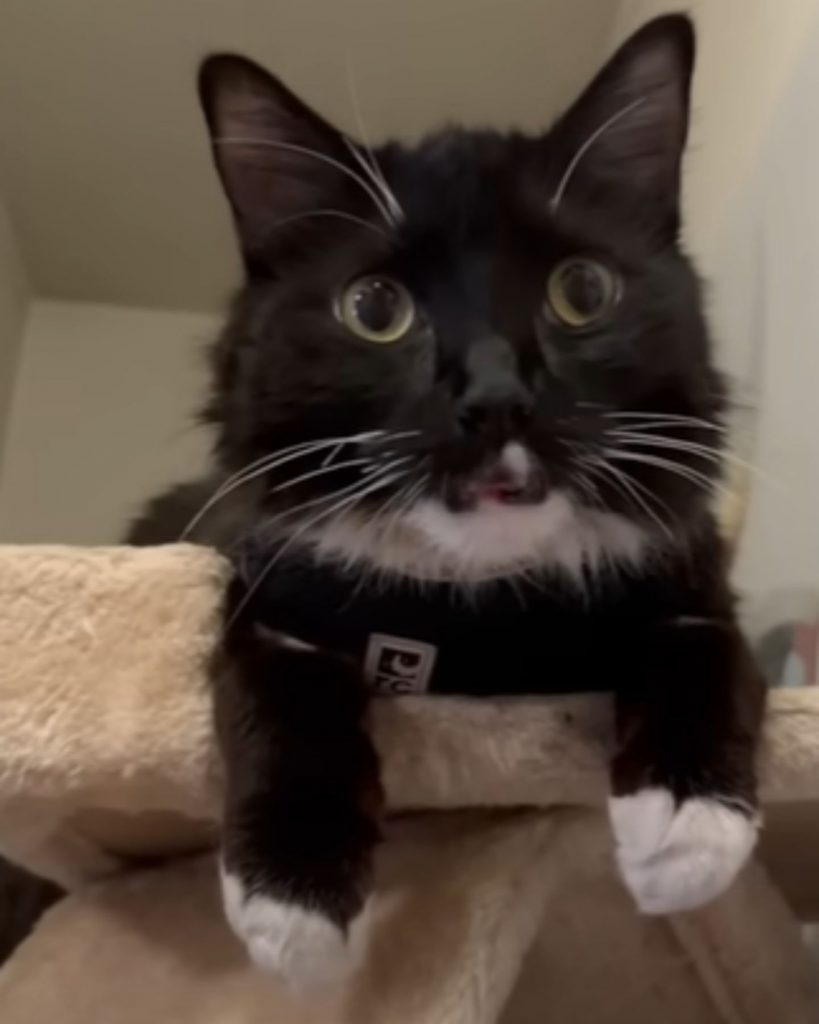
[551,15,694,224]
[198,55,356,271]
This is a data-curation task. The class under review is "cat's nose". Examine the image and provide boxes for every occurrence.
[457,335,534,439]
[457,389,534,438]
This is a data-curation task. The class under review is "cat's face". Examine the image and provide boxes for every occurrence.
[200,15,725,581]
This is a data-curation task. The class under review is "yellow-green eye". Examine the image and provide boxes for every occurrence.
[545,258,622,330]
[335,275,415,343]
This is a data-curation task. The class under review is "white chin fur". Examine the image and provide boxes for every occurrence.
[609,788,759,915]
[311,490,651,584]
[220,865,371,993]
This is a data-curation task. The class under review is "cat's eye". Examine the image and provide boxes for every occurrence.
[335,275,415,343]
[544,258,621,330]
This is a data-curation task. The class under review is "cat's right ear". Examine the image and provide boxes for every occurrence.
[548,16,694,235]
[198,55,352,272]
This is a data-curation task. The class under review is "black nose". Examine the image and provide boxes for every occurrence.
[457,389,534,438]
[456,335,534,438]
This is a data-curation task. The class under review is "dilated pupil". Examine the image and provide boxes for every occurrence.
[354,281,400,331]
[562,264,605,316]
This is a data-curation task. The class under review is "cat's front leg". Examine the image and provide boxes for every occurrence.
[609,617,766,914]
[214,618,381,991]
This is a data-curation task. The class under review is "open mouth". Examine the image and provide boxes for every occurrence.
[443,443,548,512]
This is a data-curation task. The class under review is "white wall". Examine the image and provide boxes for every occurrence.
[0,191,29,477]
[612,1,819,593]
[0,0,618,312]
[729,16,819,594]
[0,300,214,543]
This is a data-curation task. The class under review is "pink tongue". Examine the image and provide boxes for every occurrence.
[479,482,524,503]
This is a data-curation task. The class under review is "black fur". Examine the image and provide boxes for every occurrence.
[132,16,721,541]
[130,14,765,970]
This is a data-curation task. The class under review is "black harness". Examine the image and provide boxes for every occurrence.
[235,544,627,697]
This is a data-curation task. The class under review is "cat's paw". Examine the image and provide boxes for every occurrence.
[220,865,371,992]
[609,788,759,914]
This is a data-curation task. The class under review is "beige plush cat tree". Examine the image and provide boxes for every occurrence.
[0,542,817,1023]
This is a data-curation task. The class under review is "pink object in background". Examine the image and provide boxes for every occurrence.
[745,590,819,687]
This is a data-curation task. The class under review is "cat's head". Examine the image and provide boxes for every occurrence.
[199,15,725,582]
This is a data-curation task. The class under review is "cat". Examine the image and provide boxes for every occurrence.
[129,14,765,991]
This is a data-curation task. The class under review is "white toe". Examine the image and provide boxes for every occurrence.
[220,864,371,991]
[609,787,759,914]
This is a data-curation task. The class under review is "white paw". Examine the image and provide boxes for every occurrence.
[220,864,371,992]
[609,788,759,915]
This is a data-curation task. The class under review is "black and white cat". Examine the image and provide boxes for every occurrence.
[131,15,765,991]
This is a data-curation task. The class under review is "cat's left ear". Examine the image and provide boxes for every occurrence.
[550,15,694,227]
[198,55,371,273]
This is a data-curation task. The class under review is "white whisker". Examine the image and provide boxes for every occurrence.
[602,411,729,432]
[370,475,410,519]
[182,441,341,540]
[603,448,730,497]
[256,458,410,539]
[344,138,404,225]
[321,442,346,468]
[608,431,782,494]
[213,136,397,227]
[271,208,390,240]
[267,457,374,495]
[611,431,726,458]
[180,430,386,540]
[361,455,414,478]
[343,52,405,224]
[579,454,675,542]
[608,429,756,468]
[380,474,429,543]
[364,429,423,447]
[228,430,387,488]
[230,466,408,625]
[550,97,646,212]
[367,473,423,551]
[610,432,726,463]
[572,469,604,508]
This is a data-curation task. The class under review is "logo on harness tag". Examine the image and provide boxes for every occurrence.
[364,634,437,695]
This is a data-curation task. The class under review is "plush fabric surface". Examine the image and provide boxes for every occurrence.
[0,544,816,1022]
